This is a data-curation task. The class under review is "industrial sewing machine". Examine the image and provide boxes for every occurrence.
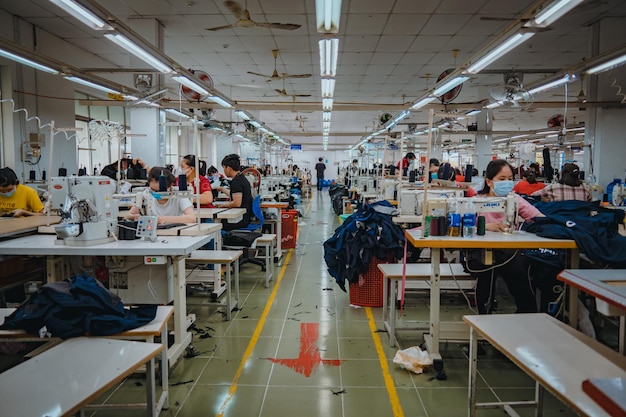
[49,176,118,246]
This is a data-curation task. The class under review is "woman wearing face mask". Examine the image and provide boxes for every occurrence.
[125,167,195,225]
[465,159,545,314]
[0,167,44,217]
[176,154,214,208]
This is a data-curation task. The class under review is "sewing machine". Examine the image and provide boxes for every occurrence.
[424,194,518,230]
[49,176,118,246]
[399,189,464,216]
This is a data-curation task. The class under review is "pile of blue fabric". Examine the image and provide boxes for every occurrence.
[1,275,157,338]
[522,198,626,268]
[324,200,404,291]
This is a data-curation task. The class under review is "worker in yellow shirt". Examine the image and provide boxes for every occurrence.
[0,167,44,217]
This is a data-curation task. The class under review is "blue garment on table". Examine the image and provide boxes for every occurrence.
[0,275,157,338]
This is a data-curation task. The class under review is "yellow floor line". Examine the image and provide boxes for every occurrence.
[217,195,314,415]
[365,307,405,417]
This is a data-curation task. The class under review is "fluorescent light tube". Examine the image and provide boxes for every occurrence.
[533,0,583,27]
[322,98,333,110]
[207,95,234,109]
[511,134,528,139]
[537,130,557,135]
[249,120,262,128]
[322,121,331,129]
[390,110,410,124]
[0,48,58,74]
[465,32,534,74]
[171,75,209,95]
[484,101,502,109]
[64,76,120,95]
[49,0,112,30]
[321,78,336,98]
[316,0,342,33]
[466,109,482,116]
[104,33,173,73]
[319,38,339,77]
[527,74,574,95]
[322,112,332,122]
[432,76,469,97]
[165,109,190,119]
[410,96,435,110]
[586,54,626,74]
[235,110,252,120]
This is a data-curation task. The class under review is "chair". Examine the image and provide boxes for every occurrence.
[223,195,266,270]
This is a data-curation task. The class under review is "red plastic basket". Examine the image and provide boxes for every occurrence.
[349,256,391,307]
[281,209,299,249]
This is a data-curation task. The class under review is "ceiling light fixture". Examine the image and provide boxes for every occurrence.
[322,112,332,122]
[432,76,469,97]
[466,109,482,116]
[321,77,336,98]
[464,32,534,74]
[533,0,584,27]
[410,96,435,110]
[171,75,209,95]
[322,98,333,111]
[165,109,190,119]
[322,121,331,129]
[0,48,59,74]
[319,37,339,77]
[104,32,173,73]
[49,0,112,30]
[64,76,120,95]
[527,74,575,95]
[207,95,234,109]
[484,101,503,109]
[315,0,342,33]
[586,53,626,74]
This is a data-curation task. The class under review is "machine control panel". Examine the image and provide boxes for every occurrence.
[136,216,158,241]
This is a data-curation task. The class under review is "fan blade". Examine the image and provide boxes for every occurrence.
[256,22,301,30]
[206,24,237,31]
[283,73,312,79]
[293,94,312,97]
[248,70,271,78]
[224,0,245,19]
[480,16,516,21]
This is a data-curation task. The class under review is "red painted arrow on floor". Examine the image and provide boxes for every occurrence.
[268,322,342,377]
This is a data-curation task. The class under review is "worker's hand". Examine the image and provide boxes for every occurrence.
[124,213,140,221]
[132,158,147,169]
[486,222,509,232]
[11,209,27,218]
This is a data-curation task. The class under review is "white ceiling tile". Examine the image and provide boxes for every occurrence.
[421,14,473,36]
[383,14,429,36]
[344,14,388,36]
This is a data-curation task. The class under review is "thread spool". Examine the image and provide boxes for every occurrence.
[158,171,167,192]
[477,215,486,235]
[438,215,447,236]
[29,170,36,181]
[178,174,188,191]
[424,215,431,237]
[42,170,46,181]
[58,167,67,177]
[429,216,439,236]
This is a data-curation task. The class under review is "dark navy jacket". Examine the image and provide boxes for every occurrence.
[324,200,404,291]
[522,199,626,268]
[1,275,157,338]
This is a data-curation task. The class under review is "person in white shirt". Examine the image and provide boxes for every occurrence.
[125,167,195,225]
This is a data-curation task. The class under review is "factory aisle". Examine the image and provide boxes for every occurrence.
[93,189,579,417]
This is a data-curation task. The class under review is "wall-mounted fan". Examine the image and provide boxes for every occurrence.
[488,73,533,109]
[437,68,464,104]
[247,49,311,82]
[181,70,213,101]
[207,1,301,31]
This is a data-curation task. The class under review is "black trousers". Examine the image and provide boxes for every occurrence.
[316,176,324,190]
[464,249,537,314]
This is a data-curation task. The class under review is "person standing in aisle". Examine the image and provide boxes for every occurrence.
[315,157,326,191]
[0,167,44,217]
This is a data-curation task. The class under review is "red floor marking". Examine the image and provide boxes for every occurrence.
[269,322,342,377]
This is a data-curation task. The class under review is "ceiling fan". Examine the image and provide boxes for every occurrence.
[247,49,312,82]
[274,76,311,98]
[206,1,301,31]
[488,73,533,109]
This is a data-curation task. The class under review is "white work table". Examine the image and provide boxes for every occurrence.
[0,233,211,365]
[261,201,289,262]
[404,230,578,366]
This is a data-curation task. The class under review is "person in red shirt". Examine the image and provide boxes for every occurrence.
[176,154,215,208]
[398,152,416,176]
[513,170,546,196]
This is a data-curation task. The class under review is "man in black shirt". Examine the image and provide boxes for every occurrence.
[314,157,326,191]
[100,158,148,181]
[214,154,253,231]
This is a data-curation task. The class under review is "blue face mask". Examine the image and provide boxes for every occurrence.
[431,173,438,180]
[0,189,16,198]
[493,180,514,196]
[149,191,162,200]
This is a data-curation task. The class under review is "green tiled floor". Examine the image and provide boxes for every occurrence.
[44,191,591,416]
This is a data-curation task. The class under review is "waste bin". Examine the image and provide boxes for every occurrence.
[281,209,298,249]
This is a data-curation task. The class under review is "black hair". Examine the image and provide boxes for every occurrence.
[436,162,455,181]
[478,159,515,195]
[406,152,416,160]
[207,165,218,175]
[472,167,479,177]
[318,157,323,161]
[560,163,582,186]
[352,159,358,164]
[148,167,176,187]
[221,154,241,171]
[182,154,207,176]
[429,158,440,167]
[0,167,19,187]
[523,169,538,184]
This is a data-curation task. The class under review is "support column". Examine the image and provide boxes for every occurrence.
[474,110,493,176]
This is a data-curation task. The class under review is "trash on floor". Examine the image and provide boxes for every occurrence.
[393,346,433,374]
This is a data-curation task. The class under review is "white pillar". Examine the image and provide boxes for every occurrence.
[474,110,493,176]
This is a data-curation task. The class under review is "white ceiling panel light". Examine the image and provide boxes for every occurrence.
[49,0,112,30]
[171,75,209,96]
[532,0,584,27]
[207,95,234,109]
[527,74,575,95]
[0,48,58,74]
[165,109,190,119]
[586,54,626,75]
[315,0,342,34]
[235,110,253,120]
[319,37,339,77]
[322,98,333,111]
[410,96,435,110]
[321,77,336,98]
[104,32,173,73]
[322,112,332,122]
[432,76,469,97]
[464,32,534,75]
[64,76,120,95]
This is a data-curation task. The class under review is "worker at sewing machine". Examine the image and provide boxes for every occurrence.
[530,163,591,202]
[465,159,545,315]
[124,167,195,225]
[176,154,215,208]
[0,167,44,217]
[100,157,148,181]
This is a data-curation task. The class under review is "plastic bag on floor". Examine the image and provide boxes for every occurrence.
[393,346,433,374]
